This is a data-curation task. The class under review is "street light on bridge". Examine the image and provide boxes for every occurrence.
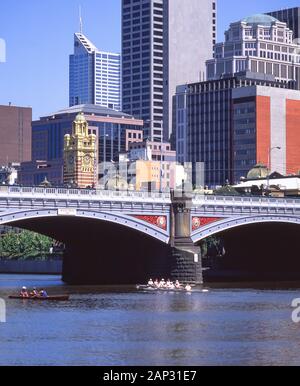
[267,146,281,194]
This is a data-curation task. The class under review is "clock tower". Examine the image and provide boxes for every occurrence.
[64,113,97,188]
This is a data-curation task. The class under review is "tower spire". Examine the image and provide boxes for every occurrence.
[79,5,83,34]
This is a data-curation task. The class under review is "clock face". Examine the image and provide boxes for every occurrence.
[68,155,74,165]
[83,155,91,166]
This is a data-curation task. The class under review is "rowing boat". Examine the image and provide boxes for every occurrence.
[136,285,191,292]
[9,295,70,301]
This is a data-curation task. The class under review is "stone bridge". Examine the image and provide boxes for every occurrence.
[0,186,299,284]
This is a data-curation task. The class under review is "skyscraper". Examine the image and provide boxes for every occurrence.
[121,0,216,142]
[267,7,300,40]
[175,15,300,187]
[69,33,121,110]
[206,14,300,89]
[163,0,216,141]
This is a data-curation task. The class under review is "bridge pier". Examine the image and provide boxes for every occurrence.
[170,191,203,285]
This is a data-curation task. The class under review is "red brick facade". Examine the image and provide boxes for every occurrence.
[256,96,271,166]
[0,105,32,165]
[286,99,300,175]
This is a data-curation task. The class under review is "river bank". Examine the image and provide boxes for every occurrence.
[0,260,62,274]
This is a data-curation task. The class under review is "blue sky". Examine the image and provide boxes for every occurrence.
[0,0,299,119]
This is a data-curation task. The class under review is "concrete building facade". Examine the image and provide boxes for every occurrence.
[175,15,300,187]
[267,7,300,40]
[122,0,216,142]
[163,0,216,141]
[207,14,300,89]
[176,74,300,187]
[128,140,177,191]
[19,105,143,186]
[232,85,300,181]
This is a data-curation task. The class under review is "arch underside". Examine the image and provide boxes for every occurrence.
[192,215,300,243]
[0,208,173,284]
[0,208,170,244]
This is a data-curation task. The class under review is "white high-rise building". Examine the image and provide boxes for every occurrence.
[206,14,300,89]
[70,33,121,111]
[122,0,216,142]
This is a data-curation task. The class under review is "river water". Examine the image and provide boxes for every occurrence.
[0,274,300,366]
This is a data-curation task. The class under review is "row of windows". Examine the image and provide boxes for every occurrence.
[123,89,152,96]
[234,118,255,125]
[234,128,255,135]
[95,54,120,60]
[123,0,150,9]
[234,106,255,115]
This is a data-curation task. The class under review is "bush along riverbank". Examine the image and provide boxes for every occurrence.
[0,230,63,261]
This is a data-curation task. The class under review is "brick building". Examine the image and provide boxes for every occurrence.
[0,105,32,166]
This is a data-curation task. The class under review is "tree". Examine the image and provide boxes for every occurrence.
[0,230,56,260]
[200,236,224,259]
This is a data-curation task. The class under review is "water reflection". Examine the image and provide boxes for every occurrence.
[0,275,300,366]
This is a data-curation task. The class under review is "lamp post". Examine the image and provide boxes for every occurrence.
[266,146,281,194]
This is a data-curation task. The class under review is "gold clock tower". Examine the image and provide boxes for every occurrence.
[64,113,97,188]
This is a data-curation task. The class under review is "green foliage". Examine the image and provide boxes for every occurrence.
[214,185,240,196]
[0,230,55,260]
[200,236,223,259]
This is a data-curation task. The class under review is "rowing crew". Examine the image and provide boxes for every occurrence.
[147,279,192,292]
[20,286,48,298]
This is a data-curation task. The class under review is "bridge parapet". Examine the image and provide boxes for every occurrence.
[191,194,300,245]
[0,186,171,204]
[192,194,300,214]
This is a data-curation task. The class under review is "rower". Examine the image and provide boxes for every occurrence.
[175,280,181,289]
[20,287,29,298]
[148,278,154,287]
[30,287,39,297]
[154,279,159,288]
[160,279,166,288]
[39,289,48,298]
[185,284,192,292]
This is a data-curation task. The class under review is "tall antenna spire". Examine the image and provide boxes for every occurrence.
[79,5,83,34]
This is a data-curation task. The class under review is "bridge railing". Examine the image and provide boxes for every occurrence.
[193,193,300,207]
[0,186,171,202]
[0,185,299,206]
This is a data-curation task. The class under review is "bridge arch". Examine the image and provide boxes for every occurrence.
[191,215,300,244]
[0,207,172,284]
[0,208,169,244]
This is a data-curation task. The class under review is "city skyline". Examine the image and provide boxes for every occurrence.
[0,0,300,119]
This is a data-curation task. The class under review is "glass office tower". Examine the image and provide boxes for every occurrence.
[70,33,121,111]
